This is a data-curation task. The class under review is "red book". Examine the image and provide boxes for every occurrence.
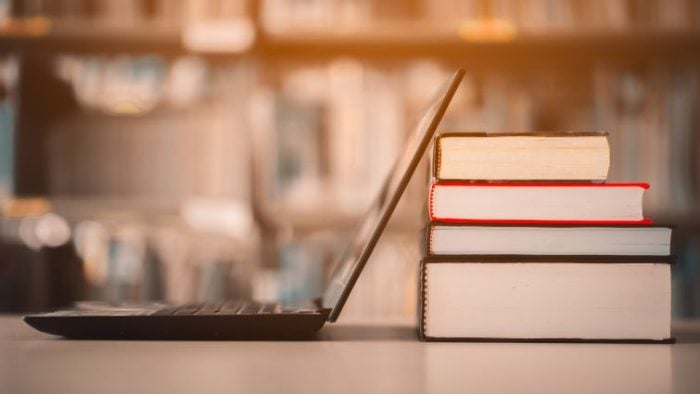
[429,182,652,225]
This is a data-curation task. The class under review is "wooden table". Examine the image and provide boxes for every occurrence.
[1,316,699,394]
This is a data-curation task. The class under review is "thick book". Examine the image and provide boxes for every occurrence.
[419,256,673,343]
[433,132,610,181]
[429,182,651,224]
[428,223,672,256]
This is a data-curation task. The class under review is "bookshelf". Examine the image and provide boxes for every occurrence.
[1,0,699,318]
[0,21,183,56]
[2,19,700,65]
[258,29,700,65]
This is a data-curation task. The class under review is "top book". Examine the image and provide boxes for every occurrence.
[433,132,610,181]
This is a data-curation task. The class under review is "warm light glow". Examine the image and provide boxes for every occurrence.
[182,18,255,53]
[35,212,71,247]
[0,17,51,36]
[1,198,51,218]
[457,18,517,42]
[107,100,152,115]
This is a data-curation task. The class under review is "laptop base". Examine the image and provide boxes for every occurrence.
[25,303,330,340]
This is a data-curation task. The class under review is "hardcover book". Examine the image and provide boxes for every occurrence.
[427,223,672,256]
[420,256,673,343]
[429,182,651,224]
[433,132,610,181]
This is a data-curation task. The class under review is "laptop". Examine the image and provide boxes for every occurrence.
[24,69,465,340]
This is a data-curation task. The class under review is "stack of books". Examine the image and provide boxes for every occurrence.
[420,132,673,342]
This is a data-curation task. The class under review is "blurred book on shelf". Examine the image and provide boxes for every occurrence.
[596,66,699,217]
[252,60,412,218]
[0,56,17,200]
[340,232,422,321]
[259,0,700,35]
[6,0,699,44]
[67,199,258,306]
[46,55,252,201]
[4,0,249,27]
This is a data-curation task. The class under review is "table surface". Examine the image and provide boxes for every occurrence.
[1,315,699,394]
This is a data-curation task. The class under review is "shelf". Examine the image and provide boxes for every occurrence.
[1,17,700,67]
[257,28,700,67]
[48,196,182,222]
[0,19,179,56]
[0,19,251,60]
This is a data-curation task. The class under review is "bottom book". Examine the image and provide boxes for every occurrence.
[420,256,673,343]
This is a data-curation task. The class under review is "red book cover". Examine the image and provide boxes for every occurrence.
[428,181,653,225]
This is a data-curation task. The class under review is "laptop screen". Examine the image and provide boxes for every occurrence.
[322,70,464,321]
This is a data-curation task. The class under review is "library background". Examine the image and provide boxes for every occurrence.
[0,0,698,320]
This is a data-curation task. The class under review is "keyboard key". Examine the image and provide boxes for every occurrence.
[219,300,246,314]
[151,307,177,316]
[173,305,200,315]
[260,303,279,314]
[281,307,319,314]
[148,300,319,316]
[237,303,261,315]
[194,303,222,315]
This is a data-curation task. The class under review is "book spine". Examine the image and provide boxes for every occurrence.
[432,134,443,180]
[427,224,434,255]
[419,259,428,341]
[428,182,437,224]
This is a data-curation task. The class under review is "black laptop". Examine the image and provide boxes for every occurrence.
[24,70,465,340]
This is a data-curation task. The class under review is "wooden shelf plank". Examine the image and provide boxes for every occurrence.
[0,20,247,59]
[1,17,699,66]
[257,29,700,67]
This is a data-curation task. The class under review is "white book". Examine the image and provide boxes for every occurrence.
[420,258,673,342]
[434,132,610,181]
[429,182,649,223]
[428,224,672,256]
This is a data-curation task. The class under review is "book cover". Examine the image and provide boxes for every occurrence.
[433,132,610,181]
[419,256,674,343]
[429,181,652,224]
[426,222,672,256]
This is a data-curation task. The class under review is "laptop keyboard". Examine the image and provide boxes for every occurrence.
[35,301,321,317]
[152,301,288,316]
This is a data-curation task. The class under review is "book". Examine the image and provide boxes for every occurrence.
[433,132,610,181]
[420,256,673,342]
[429,182,651,224]
[427,223,672,256]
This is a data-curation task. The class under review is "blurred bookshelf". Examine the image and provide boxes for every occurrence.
[0,2,699,62]
[258,29,700,67]
[0,21,184,56]
[0,0,699,320]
